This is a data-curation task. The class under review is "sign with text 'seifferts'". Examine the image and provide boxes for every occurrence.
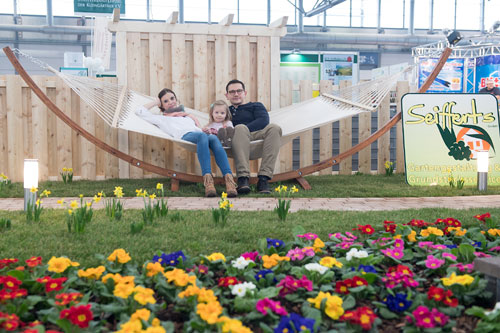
[74,0,125,14]
[402,93,500,186]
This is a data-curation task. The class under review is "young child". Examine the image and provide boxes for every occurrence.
[203,100,235,148]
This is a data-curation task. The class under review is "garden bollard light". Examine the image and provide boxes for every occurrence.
[477,150,489,192]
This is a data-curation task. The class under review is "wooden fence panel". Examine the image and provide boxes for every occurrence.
[339,81,352,175]
[377,93,391,174]
[6,75,23,182]
[46,83,58,179]
[319,80,333,175]
[55,77,73,179]
[299,80,313,168]
[279,80,293,172]
[0,84,7,175]
[31,76,49,180]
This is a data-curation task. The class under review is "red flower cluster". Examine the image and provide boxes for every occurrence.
[353,224,375,235]
[0,276,28,301]
[25,256,43,268]
[218,276,241,287]
[340,306,377,330]
[36,276,68,293]
[0,259,18,270]
[0,311,22,331]
[60,304,93,328]
[474,212,491,222]
[383,220,396,234]
[277,275,313,297]
[434,218,461,234]
[55,292,83,306]
[427,286,458,307]
[335,276,368,294]
[404,219,432,228]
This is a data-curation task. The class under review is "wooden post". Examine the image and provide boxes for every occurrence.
[339,80,352,175]
[299,80,313,168]
[396,81,409,173]
[6,75,23,182]
[55,76,73,179]
[279,80,293,172]
[377,93,391,174]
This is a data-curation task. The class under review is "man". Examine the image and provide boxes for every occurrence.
[479,77,500,100]
[225,79,282,194]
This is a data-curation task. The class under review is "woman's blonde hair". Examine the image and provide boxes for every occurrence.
[209,100,231,123]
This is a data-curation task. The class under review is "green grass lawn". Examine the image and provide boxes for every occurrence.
[1,173,499,198]
[0,207,497,267]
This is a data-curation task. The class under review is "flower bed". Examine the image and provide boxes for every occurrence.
[1,213,500,332]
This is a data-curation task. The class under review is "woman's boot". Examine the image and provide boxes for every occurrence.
[203,174,217,197]
[224,174,238,198]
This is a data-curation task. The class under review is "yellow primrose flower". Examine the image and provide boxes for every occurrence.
[78,265,106,280]
[197,288,218,304]
[313,238,325,252]
[393,234,402,240]
[441,272,474,286]
[408,230,417,242]
[319,256,343,268]
[488,229,500,237]
[178,285,201,299]
[130,308,151,322]
[30,186,37,193]
[145,326,166,333]
[116,319,142,333]
[196,301,223,324]
[156,183,163,190]
[108,248,132,264]
[47,256,79,273]
[325,294,344,320]
[146,262,164,277]
[261,254,290,269]
[206,252,226,262]
[220,317,252,333]
[307,291,331,309]
[70,200,78,209]
[133,286,156,305]
[420,227,443,237]
[113,282,135,299]
[163,268,197,287]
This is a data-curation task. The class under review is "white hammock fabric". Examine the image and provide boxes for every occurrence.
[13,49,410,154]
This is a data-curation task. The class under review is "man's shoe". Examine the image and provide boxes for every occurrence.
[257,176,271,194]
[237,177,251,194]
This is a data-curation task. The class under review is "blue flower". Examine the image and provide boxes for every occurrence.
[267,238,285,249]
[161,251,186,266]
[275,313,315,333]
[255,269,274,281]
[445,244,458,249]
[383,293,412,312]
[471,241,482,248]
[358,264,377,273]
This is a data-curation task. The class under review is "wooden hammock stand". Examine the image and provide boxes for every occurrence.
[3,46,451,191]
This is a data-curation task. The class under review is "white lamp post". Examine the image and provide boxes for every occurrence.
[477,150,489,192]
[24,159,38,211]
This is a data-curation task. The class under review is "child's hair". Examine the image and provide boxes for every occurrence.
[209,100,231,123]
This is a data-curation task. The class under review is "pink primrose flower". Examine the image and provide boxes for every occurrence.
[301,247,316,257]
[431,308,449,326]
[298,275,313,291]
[381,248,404,259]
[442,252,457,261]
[338,241,353,249]
[474,252,491,258]
[241,251,259,261]
[286,248,305,261]
[393,239,405,249]
[431,244,447,250]
[297,233,318,240]
[418,241,434,249]
[425,255,445,269]
[256,298,288,316]
[489,246,500,251]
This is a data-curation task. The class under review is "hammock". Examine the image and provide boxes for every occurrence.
[11,48,410,155]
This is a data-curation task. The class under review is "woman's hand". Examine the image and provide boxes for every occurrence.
[202,127,211,134]
[156,97,161,107]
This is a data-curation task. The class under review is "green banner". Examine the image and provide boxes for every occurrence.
[74,0,125,14]
[402,93,500,186]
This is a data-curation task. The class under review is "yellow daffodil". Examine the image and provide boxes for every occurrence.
[57,199,64,205]
[67,209,73,215]
[291,185,299,193]
[156,183,163,190]
[149,194,156,200]
[30,186,37,193]
[221,192,228,199]
[93,195,101,203]
[79,194,84,198]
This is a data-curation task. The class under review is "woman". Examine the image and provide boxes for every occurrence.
[136,88,237,197]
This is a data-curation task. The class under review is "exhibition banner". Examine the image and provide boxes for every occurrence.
[321,54,355,85]
[402,93,500,186]
[475,55,500,92]
[418,58,464,93]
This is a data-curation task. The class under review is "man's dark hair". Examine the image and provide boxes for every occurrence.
[226,79,245,92]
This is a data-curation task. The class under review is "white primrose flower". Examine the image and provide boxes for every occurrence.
[231,256,251,269]
[230,282,256,297]
[304,263,328,274]
[346,248,369,261]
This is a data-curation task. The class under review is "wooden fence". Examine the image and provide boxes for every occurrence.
[0,74,408,182]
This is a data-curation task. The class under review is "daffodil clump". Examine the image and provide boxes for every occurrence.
[60,167,73,184]
[136,188,157,226]
[104,186,124,221]
[448,172,465,189]
[0,172,11,190]
[212,192,233,227]
[384,160,394,176]
[59,193,101,232]
[274,185,299,221]
[26,188,51,223]
[154,183,168,218]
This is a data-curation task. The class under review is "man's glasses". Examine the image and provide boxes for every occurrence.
[228,89,244,95]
